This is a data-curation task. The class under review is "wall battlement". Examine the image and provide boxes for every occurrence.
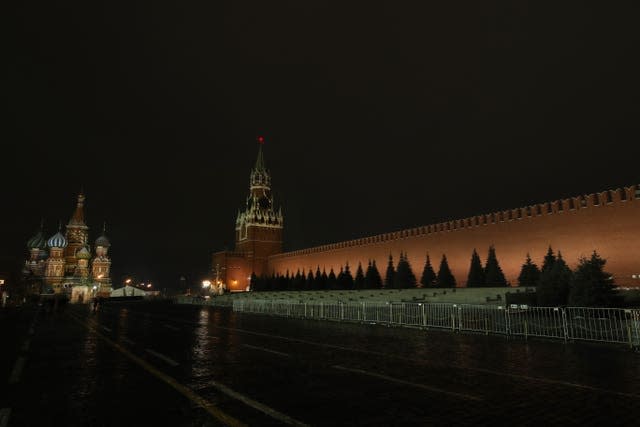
[270,185,638,260]
[267,184,639,287]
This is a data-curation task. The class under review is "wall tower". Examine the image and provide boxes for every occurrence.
[234,141,283,276]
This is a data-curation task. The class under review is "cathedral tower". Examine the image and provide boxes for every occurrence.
[45,227,67,293]
[234,140,284,276]
[91,224,112,297]
[64,192,89,275]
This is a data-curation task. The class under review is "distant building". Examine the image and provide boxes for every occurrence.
[212,144,640,290]
[22,193,112,301]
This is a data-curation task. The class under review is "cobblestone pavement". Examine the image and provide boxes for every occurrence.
[2,301,639,426]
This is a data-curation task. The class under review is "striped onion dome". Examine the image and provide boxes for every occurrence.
[27,230,46,250]
[47,231,68,248]
[76,246,91,259]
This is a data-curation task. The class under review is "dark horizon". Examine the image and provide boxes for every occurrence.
[5,1,640,289]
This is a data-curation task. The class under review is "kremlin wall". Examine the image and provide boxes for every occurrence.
[268,185,640,288]
[213,144,640,291]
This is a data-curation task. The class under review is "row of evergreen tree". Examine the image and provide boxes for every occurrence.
[249,247,618,306]
[517,247,617,306]
[250,248,502,292]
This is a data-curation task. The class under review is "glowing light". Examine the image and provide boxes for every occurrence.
[202,280,211,288]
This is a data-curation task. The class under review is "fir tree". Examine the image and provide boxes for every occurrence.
[484,246,507,286]
[384,254,396,289]
[517,254,540,287]
[568,251,617,307]
[284,270,292,290]
[327,268,338,290]
[267,273,276,291]
[343,263,355,290]
[541,246,556,274]
[249,272,258,291]
[395,252,417,288]
[364,260,374,289]
[466,249,485,287]
[537,251,572,306]
[436,255,456,288]
[319,268,328,291]
[293,269,304,290]
[337,267,345,290]
[420,254,437,288]
[365,260,383,289]
[371,260,383,289]
[354,262,365,290]
[314,266,322,290]
[305,270,314,291]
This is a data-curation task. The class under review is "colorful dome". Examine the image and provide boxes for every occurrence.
[76,246,91,259]
[27,230,46,250]
[47,231,68,248]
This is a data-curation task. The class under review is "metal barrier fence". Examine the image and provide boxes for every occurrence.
[232,300,640,348]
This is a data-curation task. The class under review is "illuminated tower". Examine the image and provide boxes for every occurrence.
[26,222,46,272]
[64,193,89,275]
[45,228,67,293]
[91,223,112,296]
[75,246,91,279]
[234,138,283,276]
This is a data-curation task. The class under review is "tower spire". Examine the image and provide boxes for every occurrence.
[254,136,266,172]
[68,192,87,227]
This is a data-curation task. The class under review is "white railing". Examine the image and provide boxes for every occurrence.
[232,300,640,348]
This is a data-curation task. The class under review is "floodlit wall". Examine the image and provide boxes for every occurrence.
[268,185,640,287]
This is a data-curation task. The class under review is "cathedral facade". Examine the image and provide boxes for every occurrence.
[23,193,112,301]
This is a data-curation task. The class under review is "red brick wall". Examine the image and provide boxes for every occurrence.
[267,186,640,287]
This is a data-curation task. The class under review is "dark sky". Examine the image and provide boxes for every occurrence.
[5,1,640,289]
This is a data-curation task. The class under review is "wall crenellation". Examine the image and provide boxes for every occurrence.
[269,185,638,261]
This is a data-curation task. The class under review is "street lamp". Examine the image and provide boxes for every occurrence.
[202,280,211,298]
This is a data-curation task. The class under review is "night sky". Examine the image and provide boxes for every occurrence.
[5,2,640,289]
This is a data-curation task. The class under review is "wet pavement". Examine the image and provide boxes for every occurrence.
[1,301,639,426]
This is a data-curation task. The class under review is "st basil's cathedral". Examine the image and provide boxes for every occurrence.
[22,193,112,302]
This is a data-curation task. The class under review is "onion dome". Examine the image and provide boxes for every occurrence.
[76,246,91,260]
[38,249,49,260]
[47,231,68,248]
[27,229,46,250]
[95,222,110,247]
